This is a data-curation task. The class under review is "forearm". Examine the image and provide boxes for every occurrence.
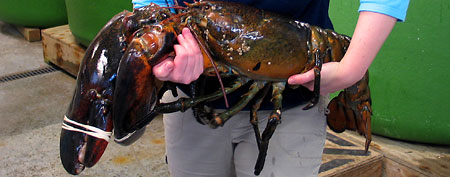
[337,11,397,86]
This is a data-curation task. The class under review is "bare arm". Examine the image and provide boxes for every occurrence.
[288,11,397,94]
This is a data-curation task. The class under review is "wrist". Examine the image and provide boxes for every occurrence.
[336,60,366,88]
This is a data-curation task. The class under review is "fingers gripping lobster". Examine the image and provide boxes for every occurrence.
[60,1,372,175]
[59,4,171,175]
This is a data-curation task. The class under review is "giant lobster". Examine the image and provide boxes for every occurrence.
[60,1,372,175]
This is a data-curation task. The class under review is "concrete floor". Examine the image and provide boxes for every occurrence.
[0,21,169,176]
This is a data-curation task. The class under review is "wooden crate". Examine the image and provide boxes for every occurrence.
[342,131,450,177]
[319,131,383,177]
[41,25,85,76]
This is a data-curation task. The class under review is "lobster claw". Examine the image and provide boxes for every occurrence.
[113,26,175,145]
[59,4,176,175]
[60,88,113,175]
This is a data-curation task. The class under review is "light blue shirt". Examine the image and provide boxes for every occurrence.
[132,0,174,8]
[133,0,410,22]
[359,0,410,21]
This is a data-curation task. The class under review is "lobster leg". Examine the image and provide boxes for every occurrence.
[156,78,246,113]
[249,84,271,151]
[210,81,268,128]
[303,50,323,110]
[126,78,248,132]
[254,82,285,175]
[191,77,208,124]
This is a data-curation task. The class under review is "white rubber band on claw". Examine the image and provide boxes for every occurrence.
[62,115,112,142]
[114,130,137,143]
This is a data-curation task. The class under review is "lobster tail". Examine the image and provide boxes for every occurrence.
[326,91,348,133]
[307,25,372,151]
[326,72,372,151]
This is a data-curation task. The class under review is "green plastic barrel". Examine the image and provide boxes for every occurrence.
[65,0,132,47]
[0,0,67,28]
[329,0,450,145]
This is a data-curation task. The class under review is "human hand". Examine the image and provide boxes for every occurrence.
[287,62,356,95]
[152,28,204,84]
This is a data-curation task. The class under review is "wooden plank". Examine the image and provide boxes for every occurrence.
[383,158,428,177]
[339,131,450,177]
[332,157,382,177]
[15,26,41,42]
[41,25,85,76]
[319,131,383,177]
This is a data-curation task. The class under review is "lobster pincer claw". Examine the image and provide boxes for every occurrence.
[60,96,113,175]
[59,5,173,173]
[112,26,176,145]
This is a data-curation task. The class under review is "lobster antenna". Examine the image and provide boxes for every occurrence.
[172,0,180,13]
[158,5,186,10]
[187,26,230,108]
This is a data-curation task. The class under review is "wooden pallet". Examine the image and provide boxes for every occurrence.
[41,25,450,177]
[14,25,41,42]
[41,25,85,76]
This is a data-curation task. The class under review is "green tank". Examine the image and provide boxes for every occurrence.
[65,0,132,47]
[0,0,67,28]
[329,0,450,145]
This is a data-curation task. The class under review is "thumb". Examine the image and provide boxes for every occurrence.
[153,59,174,80]
[288,69,315,85]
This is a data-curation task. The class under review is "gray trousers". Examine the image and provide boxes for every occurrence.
[162,89,327,177]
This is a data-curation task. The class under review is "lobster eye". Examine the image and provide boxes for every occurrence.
[88,89,99,101]
[152,25,163,32]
